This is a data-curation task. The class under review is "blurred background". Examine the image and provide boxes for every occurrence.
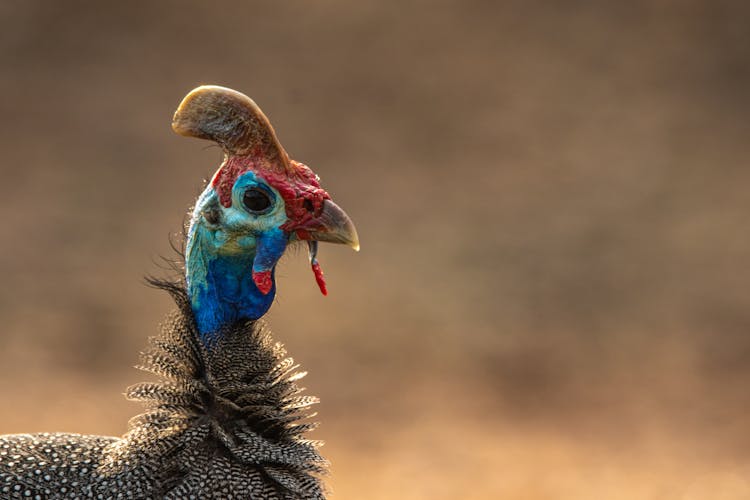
[1,1,749,498]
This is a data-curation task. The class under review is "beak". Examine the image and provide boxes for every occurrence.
[303,199,360,251]
[294,199,359,296]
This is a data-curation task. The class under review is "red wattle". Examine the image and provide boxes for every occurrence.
[311,262,328,296]
[252,270,273,295]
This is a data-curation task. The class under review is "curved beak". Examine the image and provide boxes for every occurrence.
[306,199,360,251]
[293,198,359,296]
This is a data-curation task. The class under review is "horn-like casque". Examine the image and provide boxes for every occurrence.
[172,85,290,169]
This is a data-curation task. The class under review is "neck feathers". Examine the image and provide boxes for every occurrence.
[120,282,326,498]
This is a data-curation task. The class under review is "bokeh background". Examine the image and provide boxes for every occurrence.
[1,1,750,498]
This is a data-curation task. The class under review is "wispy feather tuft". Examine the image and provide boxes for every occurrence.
[112,281,327,498]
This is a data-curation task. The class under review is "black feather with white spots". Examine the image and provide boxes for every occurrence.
[0,282,327,499]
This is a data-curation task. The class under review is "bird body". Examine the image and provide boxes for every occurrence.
[0,286,325,499]
[0,86,358,499]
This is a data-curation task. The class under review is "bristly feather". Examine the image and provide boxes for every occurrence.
[116,279,328,498]
[0,280,327,499]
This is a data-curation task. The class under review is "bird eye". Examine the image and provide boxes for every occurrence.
[242,188,273,214]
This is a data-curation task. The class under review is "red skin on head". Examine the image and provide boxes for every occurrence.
[311,262,328,296]
[211,155,331,238]
[252,270,274,295]
[212,154,332,296]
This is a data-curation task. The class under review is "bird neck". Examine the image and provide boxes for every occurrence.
[185,204,277,343]
[188,247,276,341]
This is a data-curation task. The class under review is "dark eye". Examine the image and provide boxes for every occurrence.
[242,188,272,213]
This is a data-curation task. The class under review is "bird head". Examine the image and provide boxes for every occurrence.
[174,86,359,340]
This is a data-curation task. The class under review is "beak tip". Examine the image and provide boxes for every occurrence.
[349,231,360,252]
[310,199,361,252]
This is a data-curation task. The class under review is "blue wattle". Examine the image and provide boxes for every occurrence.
[252,229,288,276]
[192,253,277,341]
[187,223,288,343]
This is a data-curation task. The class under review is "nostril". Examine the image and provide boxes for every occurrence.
[303,199,314,213]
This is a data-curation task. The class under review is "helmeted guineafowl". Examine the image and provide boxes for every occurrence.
[0,85,359,499]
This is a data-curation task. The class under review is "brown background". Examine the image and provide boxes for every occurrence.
[1,1,749,498]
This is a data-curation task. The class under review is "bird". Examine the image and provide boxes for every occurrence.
[0,85,359,499]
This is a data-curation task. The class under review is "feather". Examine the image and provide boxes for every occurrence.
[0,282,327,499]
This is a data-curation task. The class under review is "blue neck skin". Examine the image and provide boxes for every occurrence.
[185,180,288,343]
